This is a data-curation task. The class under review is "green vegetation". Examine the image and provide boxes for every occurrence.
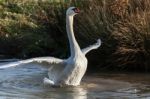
[0,0,150,72]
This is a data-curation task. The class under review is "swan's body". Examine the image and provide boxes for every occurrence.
[0,7,101,86]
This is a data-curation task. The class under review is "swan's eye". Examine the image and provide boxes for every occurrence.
[72,8,80,13]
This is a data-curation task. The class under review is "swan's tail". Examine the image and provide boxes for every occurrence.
[43,77,54,85]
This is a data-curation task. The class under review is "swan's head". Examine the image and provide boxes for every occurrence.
[66,7,80,16]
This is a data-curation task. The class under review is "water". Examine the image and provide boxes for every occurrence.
[0,62,150,99]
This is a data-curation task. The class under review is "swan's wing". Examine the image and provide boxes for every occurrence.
[82,39,101,55]
[0,57,65,69]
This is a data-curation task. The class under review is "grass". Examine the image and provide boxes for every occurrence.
[0,0,150,72]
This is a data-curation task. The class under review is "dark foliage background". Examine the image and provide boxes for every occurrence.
[0,0,150,72]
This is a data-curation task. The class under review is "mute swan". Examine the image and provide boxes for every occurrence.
[0,7,101,86]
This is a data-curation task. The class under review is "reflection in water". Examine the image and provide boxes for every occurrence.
[38,86,88,99]
[0,62,150,99]
[64,87,87,99]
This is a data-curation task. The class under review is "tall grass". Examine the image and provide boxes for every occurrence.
[0,0,150,71]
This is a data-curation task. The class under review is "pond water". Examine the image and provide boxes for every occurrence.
[0,62,150,99]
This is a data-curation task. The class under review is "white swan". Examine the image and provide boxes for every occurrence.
[0,7,101,86]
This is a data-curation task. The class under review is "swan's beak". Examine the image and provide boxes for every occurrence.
[74,8,80,13]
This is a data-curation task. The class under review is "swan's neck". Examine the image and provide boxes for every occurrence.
[66,15,81,58]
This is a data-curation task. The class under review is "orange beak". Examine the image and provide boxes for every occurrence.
[74,8,80,13]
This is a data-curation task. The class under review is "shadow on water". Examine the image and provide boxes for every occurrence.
[0,62,150,99]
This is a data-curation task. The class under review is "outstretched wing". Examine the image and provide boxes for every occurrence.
[0,57,65,69]
[82,39,102,55]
